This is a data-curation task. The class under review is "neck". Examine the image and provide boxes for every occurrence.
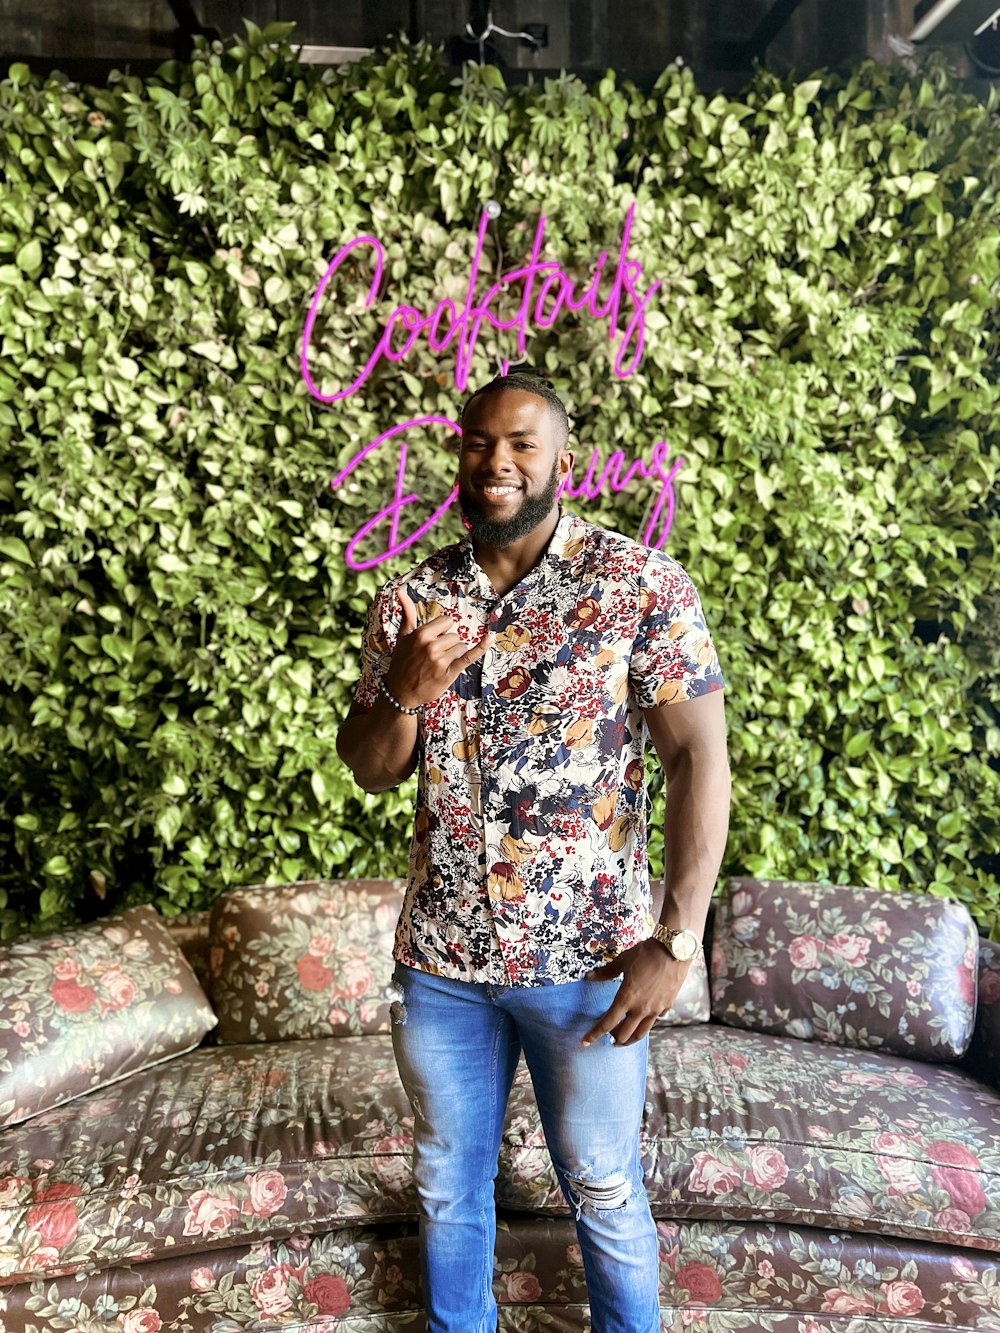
[473,507,562,598]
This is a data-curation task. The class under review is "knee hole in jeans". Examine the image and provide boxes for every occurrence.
[565,1169,631,1215]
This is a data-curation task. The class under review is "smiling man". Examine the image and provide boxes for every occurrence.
[337,373,730,1333]
[457,395,564,551]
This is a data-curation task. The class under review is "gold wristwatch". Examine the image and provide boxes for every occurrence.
[648,924,702,961]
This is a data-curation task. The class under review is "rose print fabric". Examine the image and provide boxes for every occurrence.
[499,1025,1000,1252]
[0,1036,417,1284]
[0,905,216,1128]
[208,879,405,1042]
[4,1215,1000,1331]
[4,883,998,1322]
[710,877,979,1060]
[652,1218,1000,1331]
[207,879,711,1041]
[355,509,725,986]
[3,1019,999,1286]
[0,1226,424,1331]
[161,909,212,996]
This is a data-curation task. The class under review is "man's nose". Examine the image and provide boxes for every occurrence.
[484,443,518,471]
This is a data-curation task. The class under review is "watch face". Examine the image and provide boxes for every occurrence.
[671,930,699,961]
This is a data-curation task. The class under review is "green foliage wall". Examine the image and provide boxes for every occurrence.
[1,25,998,937]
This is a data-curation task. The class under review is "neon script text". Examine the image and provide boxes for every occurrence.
[300,203,660,400]
[303,202,679,569]
[329,415,683,572]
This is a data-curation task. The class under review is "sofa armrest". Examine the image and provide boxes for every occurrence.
[962,936,1000,1090]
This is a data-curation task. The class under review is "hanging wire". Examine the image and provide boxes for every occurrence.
[465,6,542,64]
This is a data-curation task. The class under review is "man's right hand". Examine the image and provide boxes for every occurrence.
[385,588,492,710]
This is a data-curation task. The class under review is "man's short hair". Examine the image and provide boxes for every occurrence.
[461,373,570,447]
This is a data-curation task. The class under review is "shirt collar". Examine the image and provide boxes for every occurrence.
[450,508,586,599]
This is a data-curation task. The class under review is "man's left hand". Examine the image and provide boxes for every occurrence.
[582,940,689,1047]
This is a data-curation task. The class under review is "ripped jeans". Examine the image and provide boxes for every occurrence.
[390,963,660,1333]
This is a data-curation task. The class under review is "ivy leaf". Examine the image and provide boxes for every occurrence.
[15,239,42,273]
[0,537,32,564]
[793,79,822,104]
[45,158,69,191]
[156,805,184,848]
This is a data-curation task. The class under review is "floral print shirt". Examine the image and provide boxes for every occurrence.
[355,509,725,986]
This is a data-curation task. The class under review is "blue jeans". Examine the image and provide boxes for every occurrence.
[390,963,660,1333]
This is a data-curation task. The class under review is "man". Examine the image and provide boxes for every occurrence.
[337,373,730,1333]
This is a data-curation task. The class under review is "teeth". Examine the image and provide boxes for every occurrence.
[484,486,519,495]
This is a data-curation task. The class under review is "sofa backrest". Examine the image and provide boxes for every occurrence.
[710,876,980,1063]
[208,879,404,1041]
[163,877,998,1073]
[166,877,712,1041]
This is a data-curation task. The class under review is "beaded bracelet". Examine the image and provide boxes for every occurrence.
[376,673,422,716]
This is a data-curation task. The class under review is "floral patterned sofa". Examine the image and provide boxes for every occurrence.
[1,875,998,1333]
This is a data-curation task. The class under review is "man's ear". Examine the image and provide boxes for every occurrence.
[558,447,575,493]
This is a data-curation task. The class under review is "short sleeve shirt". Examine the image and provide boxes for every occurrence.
[355,509,725,987]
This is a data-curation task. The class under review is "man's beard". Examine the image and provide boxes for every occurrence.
[458,459,561,548]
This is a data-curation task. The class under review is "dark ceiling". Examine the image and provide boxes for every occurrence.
[1,0,996,90]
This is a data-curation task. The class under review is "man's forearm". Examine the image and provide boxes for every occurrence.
[658,748,732,940]
[336,697,420,793]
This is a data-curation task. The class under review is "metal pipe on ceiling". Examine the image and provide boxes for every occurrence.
[909,0,966,41]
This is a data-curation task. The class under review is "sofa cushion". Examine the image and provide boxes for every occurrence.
[0,1225,423,1329]
[2,1023,999,1286]
[208,879,405,1041]
[709,877,979,1060]
[0,905,216,1129]
[4,1218,999,1331]
[0,1036,416,1283]
[499,1024,1000,1253]
[657,949,710,1024]
[963,937,1000,1091]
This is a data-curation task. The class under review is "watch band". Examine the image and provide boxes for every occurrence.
[649,923,702,960]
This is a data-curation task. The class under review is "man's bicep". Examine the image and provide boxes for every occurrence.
[642,688,728,773]
[629,555,725,709]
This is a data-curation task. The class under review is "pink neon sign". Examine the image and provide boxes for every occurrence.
[302,204,683,570]
[328,416,684,572]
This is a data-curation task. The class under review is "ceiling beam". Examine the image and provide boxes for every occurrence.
[741,0,810,61]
